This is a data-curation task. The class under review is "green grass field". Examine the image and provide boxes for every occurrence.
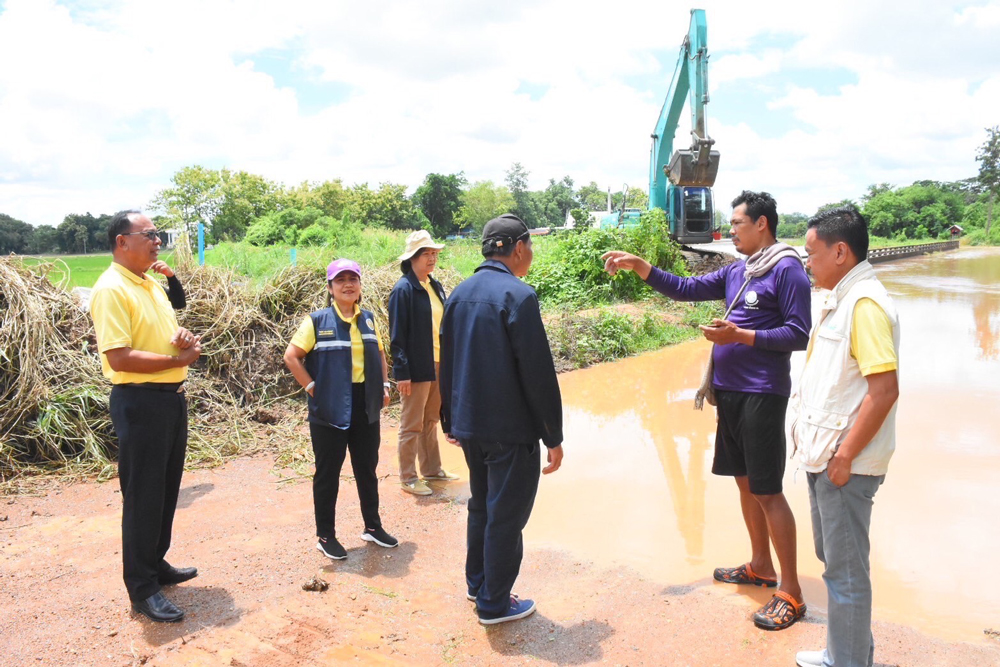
[18,231,540,289]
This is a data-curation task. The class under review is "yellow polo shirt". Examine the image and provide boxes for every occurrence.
[90,262,187,384]
[850,298,897,376]
[807,298,897,376]
[420,279,444,363]
[291,303,384,383]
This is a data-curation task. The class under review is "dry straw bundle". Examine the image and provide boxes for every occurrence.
[0,258,114,480]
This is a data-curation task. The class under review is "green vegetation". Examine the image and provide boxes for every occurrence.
[530,209,687,306]
[547,301,722,370]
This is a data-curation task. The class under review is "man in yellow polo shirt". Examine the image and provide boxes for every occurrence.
[90,210,203,623]
[794,206,901,667]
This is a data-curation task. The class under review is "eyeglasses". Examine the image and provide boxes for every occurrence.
[121,230,160,240]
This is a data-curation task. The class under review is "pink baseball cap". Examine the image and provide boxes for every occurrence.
[326,259,362,281]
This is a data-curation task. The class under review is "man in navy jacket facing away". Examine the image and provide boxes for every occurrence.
[439,213,564,626]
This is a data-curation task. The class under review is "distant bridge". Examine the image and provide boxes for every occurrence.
[683,239,960,264]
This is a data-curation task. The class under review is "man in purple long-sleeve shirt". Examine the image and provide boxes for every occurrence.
[603,191,811,631]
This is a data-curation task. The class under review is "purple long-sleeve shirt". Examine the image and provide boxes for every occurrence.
[646,256,811,397]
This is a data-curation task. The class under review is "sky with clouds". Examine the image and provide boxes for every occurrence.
[2,0,999,227]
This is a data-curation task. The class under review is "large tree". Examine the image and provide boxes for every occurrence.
[532,176,576,227]
[413,172,467,237]
[0,213,33,254]
[348,182,420,229]
[283,179,349,219]
[212,169,283,242]
[576,181,610,211]
[976,126,1000,234]
[149,165,224,242]
[455,181,516,235]
[504,162,536,227]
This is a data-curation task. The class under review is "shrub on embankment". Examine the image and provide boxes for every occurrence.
[528,209,688,306]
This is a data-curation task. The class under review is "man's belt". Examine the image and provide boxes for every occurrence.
[123,382,185,393]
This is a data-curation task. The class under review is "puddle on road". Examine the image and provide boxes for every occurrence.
[435,246,1000,644]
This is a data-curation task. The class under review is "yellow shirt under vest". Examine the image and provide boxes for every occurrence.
[291,303,385,383]
[90,262,187,384]
[807,297,897,377]
[420,278,444,363]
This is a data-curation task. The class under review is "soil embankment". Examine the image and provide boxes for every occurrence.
[2,417,997,666]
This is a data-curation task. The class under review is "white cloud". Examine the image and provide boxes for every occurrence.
[0,0,998,225]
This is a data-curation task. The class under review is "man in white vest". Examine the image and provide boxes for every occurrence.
[793,206,900,667]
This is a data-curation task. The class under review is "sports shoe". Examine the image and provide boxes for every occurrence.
[478,596,536,625]
[360,526,399,548]
[316,536,347,560]
[401,480,432,496]
[795,650,825,666]
[423,469,460,481]
[467,588,477,602]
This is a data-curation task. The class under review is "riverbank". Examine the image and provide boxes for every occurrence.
[2,419,997,666]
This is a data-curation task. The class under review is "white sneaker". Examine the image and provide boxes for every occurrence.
[795,650,825,667]
[423,469,460,481]
[400,480,432,496]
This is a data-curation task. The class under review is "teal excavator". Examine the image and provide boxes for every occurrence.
[603,8,720,244]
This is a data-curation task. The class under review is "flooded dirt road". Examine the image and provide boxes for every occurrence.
[438,246,1000,644]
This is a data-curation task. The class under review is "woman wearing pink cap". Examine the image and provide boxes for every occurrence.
[388,230,459,496]
[283,259,398,559]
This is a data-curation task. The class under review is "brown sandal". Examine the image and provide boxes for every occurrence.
[752,591,806,630]
[713,562,778,587]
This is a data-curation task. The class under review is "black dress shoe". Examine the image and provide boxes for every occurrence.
[132,591,184,623]
[159,565,198,585]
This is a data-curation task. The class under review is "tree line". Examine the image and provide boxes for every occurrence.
[777,126,999,244]
[3,126,997,254]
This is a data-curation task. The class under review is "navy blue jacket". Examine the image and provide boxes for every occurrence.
[388,271,447,382]
[439,260,563,448]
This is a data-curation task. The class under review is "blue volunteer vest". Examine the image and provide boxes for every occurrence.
[303,307,383,429]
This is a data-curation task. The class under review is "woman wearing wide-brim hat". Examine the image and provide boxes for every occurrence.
[283,259,398,559]
[388,230,459,496]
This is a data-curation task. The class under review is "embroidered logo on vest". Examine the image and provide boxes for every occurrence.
[744,290,759,309]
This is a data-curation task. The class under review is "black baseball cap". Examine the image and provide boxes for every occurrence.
[482,214,529,254]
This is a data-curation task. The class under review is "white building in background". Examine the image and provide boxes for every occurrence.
[162,229,182,248]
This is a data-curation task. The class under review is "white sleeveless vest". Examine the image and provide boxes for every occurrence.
[792,261,900,475]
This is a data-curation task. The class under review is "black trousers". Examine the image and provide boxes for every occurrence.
[110,384,188,602]
[461,438,541,618]
[309,383,382,539]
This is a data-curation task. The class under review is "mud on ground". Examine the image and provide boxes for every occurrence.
[2,417,997,666]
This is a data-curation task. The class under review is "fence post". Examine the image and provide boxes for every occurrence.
[198,222,205,266]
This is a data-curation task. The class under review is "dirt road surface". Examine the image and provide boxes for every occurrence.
[3,418,998,666]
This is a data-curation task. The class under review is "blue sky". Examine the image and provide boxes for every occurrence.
[1,0,998,226]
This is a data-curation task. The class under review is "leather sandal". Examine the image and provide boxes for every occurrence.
[713,562,778,587]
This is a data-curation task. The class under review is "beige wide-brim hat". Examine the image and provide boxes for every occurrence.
[398,229,445,261]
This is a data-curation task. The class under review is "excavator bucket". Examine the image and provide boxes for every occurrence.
[668,149,720,187]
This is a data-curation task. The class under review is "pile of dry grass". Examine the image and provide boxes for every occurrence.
[0,258,114,481]
[0,255,465,484]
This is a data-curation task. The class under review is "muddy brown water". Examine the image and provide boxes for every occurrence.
[438,246,1000,644]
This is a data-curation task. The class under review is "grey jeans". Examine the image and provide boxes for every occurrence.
[808,471,885,667]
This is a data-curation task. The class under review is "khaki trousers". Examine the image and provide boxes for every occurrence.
[398,367,443,484]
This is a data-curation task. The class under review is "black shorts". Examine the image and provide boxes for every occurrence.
[712,389,789,495]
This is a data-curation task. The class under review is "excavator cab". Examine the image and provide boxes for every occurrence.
[668,185,715,244]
